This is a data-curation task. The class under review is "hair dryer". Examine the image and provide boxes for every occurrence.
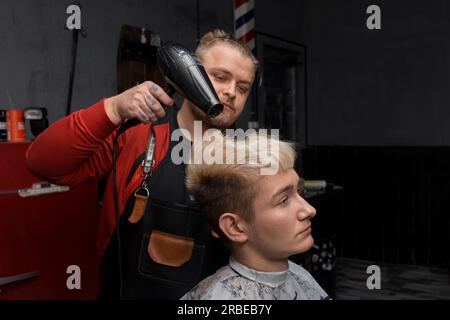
[157,42,223,118]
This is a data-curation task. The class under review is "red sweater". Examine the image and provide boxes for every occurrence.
[25,100,170,260]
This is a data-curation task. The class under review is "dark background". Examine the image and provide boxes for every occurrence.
[1,0,449,268]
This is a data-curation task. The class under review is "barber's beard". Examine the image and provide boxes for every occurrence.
[190,104,236,131]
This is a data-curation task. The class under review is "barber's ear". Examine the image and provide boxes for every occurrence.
[218,213,248,243]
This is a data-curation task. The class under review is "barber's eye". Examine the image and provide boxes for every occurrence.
[238,86,249,94]
[214,75,225,81]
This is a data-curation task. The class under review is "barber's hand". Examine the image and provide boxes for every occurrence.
[104,81,175,125]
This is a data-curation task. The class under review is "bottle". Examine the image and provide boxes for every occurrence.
[7,109,26,142]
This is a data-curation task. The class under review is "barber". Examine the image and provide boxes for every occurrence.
[26,30,257,299]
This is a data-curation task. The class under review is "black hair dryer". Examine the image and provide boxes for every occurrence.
[118,42,224,134]
[156,42,223,118]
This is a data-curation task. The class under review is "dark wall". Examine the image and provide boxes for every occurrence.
[300,1,450,268]
[0,0,233,125]
[256,0,305,43]
[304,0,450,146]
[4,1,449,146]
[0,0,304,128]
[303,146,450,268]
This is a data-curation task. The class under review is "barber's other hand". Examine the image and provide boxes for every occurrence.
[104,81,175,125]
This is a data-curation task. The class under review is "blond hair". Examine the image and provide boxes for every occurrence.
[186,132,296,237]
[195,29,258,73]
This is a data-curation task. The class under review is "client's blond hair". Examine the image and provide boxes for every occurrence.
[186,132,296,237]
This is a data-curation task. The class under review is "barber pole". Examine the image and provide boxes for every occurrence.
[234,0,255,52]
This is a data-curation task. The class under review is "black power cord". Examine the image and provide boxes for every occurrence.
[110,85,173,299]
[112,118,141,300]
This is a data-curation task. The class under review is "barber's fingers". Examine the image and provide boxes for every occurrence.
[124,81,174,123]
[143,81,175,107]
[135,108,151,124]
[127,90,153,123]
[138,103,158,123]
[142,91,166,119]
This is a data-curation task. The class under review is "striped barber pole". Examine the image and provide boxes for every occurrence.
[234,0,255,51]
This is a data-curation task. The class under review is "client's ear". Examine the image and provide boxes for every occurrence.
[218,213,248,243]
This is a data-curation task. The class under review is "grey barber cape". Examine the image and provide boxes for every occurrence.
[180,257,331,300]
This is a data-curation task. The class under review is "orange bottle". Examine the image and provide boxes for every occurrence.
[7,109,26,142]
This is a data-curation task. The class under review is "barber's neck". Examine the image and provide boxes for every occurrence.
[177,100,210,139]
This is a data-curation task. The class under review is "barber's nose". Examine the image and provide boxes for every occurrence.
[223,83,236,99]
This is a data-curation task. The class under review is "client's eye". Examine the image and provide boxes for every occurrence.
[279,197,289,207]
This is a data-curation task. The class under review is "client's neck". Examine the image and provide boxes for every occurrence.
[231,249,289,272]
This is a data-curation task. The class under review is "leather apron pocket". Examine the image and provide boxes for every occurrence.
[138,232,206,284]
[137,199,208,284]
[147,230,194,267]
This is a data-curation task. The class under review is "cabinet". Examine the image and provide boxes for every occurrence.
[0,143,100,299]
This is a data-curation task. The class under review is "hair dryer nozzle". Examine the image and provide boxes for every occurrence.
[206,102,224,118]
[157,42,223,118]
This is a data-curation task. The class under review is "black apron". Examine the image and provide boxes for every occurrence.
[100,107,229,300]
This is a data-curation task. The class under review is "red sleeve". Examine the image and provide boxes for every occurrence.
[25,99,123,186]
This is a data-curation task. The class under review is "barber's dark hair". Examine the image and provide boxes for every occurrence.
[196,29,258,72]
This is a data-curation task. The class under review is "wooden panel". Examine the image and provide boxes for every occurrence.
[117,25,165,94]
